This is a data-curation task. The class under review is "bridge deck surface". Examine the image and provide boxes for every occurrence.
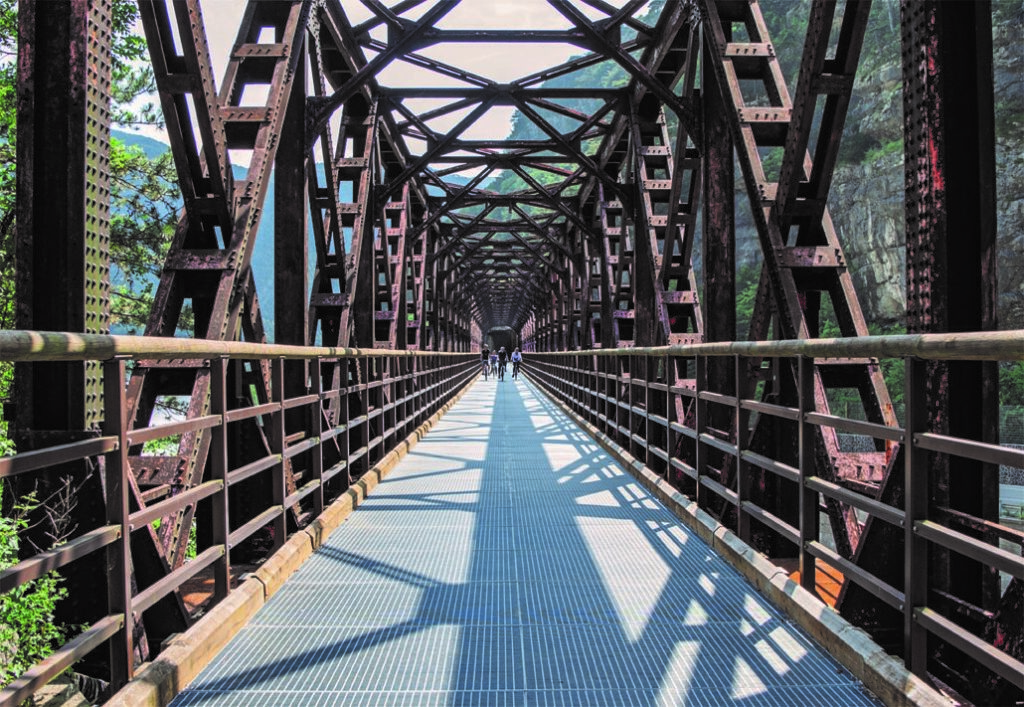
[170,377,880,706]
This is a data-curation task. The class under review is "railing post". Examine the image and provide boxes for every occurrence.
[340,355,352,485]
[905,356,929,676]
[310,355,324,518]
[102,358,132,687]
[735,354,750,542]
[665,351,674,482]
[626,352,635,454]
[574,353,580,416]
[695,354,706,508]
[270,357,287,550]
[643,353,652,469]
[798,355,817,593]
[209,356,230,601]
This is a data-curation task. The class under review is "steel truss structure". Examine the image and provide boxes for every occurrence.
[11,0,1015,702]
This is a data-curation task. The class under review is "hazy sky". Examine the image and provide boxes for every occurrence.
[132,0,596,146]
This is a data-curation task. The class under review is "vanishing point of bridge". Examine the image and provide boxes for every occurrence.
[2,1,1022,706]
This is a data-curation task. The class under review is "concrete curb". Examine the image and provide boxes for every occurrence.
[530,381,953,707]
[106,379,475,707]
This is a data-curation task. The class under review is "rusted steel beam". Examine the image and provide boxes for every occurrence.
[700,0,893,564]
[15,0,110,436]
[896,1,1005,699]
[13,0,123,678]
[276,46,309,351]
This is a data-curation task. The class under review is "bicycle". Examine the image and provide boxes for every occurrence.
[512,361,521,379]
[481,359,490,380]
[497,360,506,381]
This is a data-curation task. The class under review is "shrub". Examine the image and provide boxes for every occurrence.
[0,487,69,691]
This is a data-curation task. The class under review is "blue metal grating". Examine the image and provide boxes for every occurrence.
[170,378,882,707]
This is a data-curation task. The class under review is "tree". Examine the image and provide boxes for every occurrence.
[0,1,180,440]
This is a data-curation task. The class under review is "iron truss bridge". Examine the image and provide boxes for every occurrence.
[3,1,1021,705]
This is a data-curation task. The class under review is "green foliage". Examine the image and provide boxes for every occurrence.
[1000,361,1024,407]
[735,263,760,340]
[838,129,881,165]
[0,487,68,690]
[864,137,903,164]
[109,138,180,334]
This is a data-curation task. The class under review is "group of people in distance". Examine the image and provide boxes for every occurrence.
[479,345,522,381]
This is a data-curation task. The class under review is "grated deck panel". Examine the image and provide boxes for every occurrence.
[170,378,881,707]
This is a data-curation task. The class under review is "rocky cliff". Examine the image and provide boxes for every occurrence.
[744,0,1024,329]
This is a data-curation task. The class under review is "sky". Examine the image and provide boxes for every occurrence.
[129,0,609,148]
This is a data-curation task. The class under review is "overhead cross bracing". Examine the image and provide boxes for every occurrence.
[309,0,705,347]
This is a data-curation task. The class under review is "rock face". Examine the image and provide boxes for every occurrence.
[733,0,1024,331]
[831,155,906,325]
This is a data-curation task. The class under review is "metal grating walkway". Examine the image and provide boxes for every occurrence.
[170,377,881,707]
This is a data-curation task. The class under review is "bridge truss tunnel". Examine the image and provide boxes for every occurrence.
[10,0,1019,704]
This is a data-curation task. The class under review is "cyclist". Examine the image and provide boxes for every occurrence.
[480,345,490,379]
[511,347,522,379]
[497,346,509,381]
[489,349,499,378]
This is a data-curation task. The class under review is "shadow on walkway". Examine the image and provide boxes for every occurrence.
[170,377,879,707]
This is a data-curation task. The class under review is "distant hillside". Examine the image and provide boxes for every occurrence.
[114,129,282,340]
[112,129,170,160]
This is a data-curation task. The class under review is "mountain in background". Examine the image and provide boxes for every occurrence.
[114,128,284,341]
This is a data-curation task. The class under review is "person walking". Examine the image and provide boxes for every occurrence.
[497,346,509,381]
[480,345,490,379]
[511,347,522,379]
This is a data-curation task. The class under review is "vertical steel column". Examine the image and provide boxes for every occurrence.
[15,0,112,437]
[276,45,309,348]
[340,98,380,349]
[702,48,736,381]
[14,0,114,653]
[901,0,999,616]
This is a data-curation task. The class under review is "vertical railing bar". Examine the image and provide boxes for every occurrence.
[102,357,132,689]
[643,353,651,469]
[209,355,230,601]
[665,351,674,482]
[310,355,324,518]
[626,353,633,451]
[695,354,706,508]
[270,357,286,550]
[905,355,929,675]
[798,355,817,593]
[736,354,750,542]
[340,355,352,486]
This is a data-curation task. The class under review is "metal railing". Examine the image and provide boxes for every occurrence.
[526,330,1024,694]
[0,331,477,705]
